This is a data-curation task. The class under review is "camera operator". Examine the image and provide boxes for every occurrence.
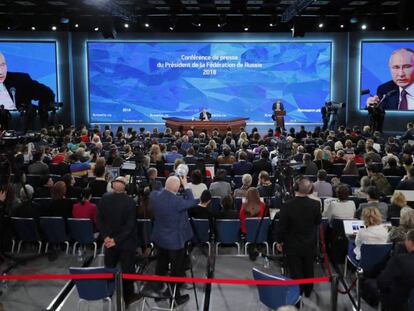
[147,174,197,305]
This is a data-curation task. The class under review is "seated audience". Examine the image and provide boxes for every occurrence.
[382,157,405,177]
[28,150,50,175]
[47,181,74,218]
[187,169,207,199]
[33,174,54,198]
[62,173,82,198]
[231,151,253,176]
[188,190,213,220]
[88,165,108,197]
[355,186,388,221]
[322,184,356,221]
[300,153,318,175]
[209,169,232,199]
[388,209,414,244]
[388,191,411,219]
[11,185,40,218]
[313,149,332,173]
[215,195,238,219]
[250,148,272,186]
[234,173,252,198]
[69,153,90,177]
[367,164,392,196]
[342,159,359,176]
[396,167,414,190]
[72,188,97,229]
[217,146,236,165]
[313,169,333,197]
[355,176,371,199]
[256,171,276,197]
[239,187,266,234]
[377,230,414,311]
[354,207,388,260]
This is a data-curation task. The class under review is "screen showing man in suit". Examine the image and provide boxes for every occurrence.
[361,42,414,111]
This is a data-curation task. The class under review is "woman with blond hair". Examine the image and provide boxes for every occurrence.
[388,209,414,244]
[342,159,359,176]
[149,143,166,177]
[239,187,266,234]
[388,191,411,219]
[354,207,388,260]
[237,131,249,147]
[313,148,332,172]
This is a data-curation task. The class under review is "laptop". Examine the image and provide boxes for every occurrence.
[343,220,365,235]
[106,166,120,181]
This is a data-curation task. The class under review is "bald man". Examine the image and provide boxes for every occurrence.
[276,177,322,297]
[367,48,414,110]
[0,51,55,129]
[149,175,197,305]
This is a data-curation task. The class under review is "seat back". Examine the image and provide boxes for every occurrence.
[70,267,116,301]
[136,219,153,246]
[245,218,270,243]
[191,218,210,243]
[211,196,222,212]
[67,218,95,244]
[234,197,243,211]
[215,219,240,244]
[359,243,393,274]
[11,217,41,242]
[252,268,300,309]
[340,175,360,187]
[39,217,67,243]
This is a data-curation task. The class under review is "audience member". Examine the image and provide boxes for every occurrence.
[33,174,53,198]
[147,167,163,192]
[367,165,392,195]
[353,207,388,260]
[388,191,410,219]
[72,188,97,229]
[276,177,321,297]
[239,187,266,234]
[382,157,405,177]
[301,153,318,175]
[313,169,333,197]
[62,173,82,198]
[231,151,253,176]
[250,149,272,186]
[215,195,238,219]
[342,159,359,175]
[396,167,414,190]
[355,186,388,220]
[47,181,73,218]
[234,173,252,198]
[209,169,231,198]
[188,189,213,220]
[323,184,356,221]
[11,185,40,218]
[388,209,414,244]
[28,150,49,175]
[256,171,276,197]
[187,169,207,199]
[87,165,108,197]
[355,176,371,199]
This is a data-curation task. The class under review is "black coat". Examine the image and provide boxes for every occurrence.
[4,72,55,112]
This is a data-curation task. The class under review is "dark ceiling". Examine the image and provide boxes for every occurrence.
[0,0,411,33]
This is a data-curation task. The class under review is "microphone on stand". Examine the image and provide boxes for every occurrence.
[379,89,398,104]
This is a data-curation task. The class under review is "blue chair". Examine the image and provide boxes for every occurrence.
[39,217,70,254]
[211,196,222,212]
[252,268,301,309]
[340,175,360,187]
[33,197,52,215]
[67,218,97,258]
[244,218,270,255]
[136,219,153,248]
[70,267,116,311]
[234,197,243,211]
[11,217,42,254]
[215,219,241,255]
[191,218,212,255]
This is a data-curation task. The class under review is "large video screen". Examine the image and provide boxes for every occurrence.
[360,41,414,111]
[0,41,58,106]
[88,42,331,123]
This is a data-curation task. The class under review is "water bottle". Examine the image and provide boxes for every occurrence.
[263,256,270,269]
[76,247,84,263]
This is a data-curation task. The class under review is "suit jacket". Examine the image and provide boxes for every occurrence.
[377,80,400,110]
[396,177,414,190]
[150,188,197,250]
[250,158,272,185]
[232,160,253,176]
[4,72,55,111]
[377,252,414,310]
[276,196,322,255]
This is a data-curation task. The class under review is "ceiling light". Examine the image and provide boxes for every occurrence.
[169,26,174,31]
[7,26,10,30]
[318,23,324,28]
[75,23,79,28]
[31,26,36,31]
[144,23,150,28]
[51,26,57,31]
[381,26,386,30]
[124,23,129,28]
[406,27,410,31]
[94,27,99,31]
[361,24,367,30]
[244,27,249,31]
[340,24,344,28]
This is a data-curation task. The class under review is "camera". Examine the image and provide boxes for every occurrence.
[175,164,189,177]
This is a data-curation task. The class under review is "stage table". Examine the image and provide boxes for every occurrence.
[163,117,249,135]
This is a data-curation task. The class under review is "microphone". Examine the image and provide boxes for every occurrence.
[10,87,16,108]
[379,89,398,104]
[360,89,370,96]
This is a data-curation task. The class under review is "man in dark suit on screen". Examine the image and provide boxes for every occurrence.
[366,48,414,111]
[199,108,211,121]
[0,52,55,130]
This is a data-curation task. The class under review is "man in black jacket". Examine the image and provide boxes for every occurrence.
[276,177,322,297]
[0,52,55,129]
[97,176,139,306]
[377,230,414,311]
[250,149,272,186]
[397,167,414,190]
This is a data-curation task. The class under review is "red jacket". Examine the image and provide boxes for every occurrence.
[239,202,266,234]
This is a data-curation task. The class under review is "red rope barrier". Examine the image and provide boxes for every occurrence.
[0,273,330,285]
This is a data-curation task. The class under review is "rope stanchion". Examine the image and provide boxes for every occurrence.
[0,273,330,286]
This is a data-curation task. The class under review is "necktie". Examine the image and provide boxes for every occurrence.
[400,89,408,111]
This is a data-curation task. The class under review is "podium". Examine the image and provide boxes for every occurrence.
[274,110,286,129]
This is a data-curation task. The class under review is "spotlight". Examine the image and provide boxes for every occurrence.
[75,23,79,28]
[51,25,57,31]
[381,26,386,30]
[124,23,129,28]
[31,26,36,31]
[361,24,367,30]
[94,27,99,31]
[244,26,249,31]
[406,27,410,30]
[144,23,150,28]
[318,23,324,28]
[169,26,174,31]
[340,24,344,28]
